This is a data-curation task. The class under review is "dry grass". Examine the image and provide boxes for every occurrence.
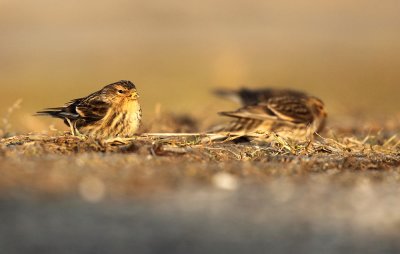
[0,99,22,138]
[0,112,399,200]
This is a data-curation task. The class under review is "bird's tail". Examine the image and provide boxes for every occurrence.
[35,107,76,120]
[36,107,62,117]
[213,88,242,104]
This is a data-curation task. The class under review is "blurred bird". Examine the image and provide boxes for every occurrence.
[213,88,327,140]
[37,80,142,139]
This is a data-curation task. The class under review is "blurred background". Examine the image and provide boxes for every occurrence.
[1,0,400,132]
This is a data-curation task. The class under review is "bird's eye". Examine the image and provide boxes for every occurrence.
[118,89,124,94]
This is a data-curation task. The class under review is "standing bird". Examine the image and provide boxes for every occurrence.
[213,88,327,140]
[37,80,142,139]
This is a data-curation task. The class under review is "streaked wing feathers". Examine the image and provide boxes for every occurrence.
[219,96,313,124]
[75,99,110,120]
[219,103,277,121]
[36,95,110,123]
[267,96,313,124]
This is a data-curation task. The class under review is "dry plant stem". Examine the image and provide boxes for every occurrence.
[383,134,397,147]
[142,133,216,137]
[0,99,22,136]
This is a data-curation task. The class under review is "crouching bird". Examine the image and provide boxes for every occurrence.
[37,80,142,139]
[213,88,327,141]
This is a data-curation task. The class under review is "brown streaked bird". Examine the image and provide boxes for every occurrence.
[214,88,327,140]
[37,80,142,139]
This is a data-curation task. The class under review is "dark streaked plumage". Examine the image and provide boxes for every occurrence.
[214,88,327,140]
[37,80,142,138]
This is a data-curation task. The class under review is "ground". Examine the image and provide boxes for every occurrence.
[0,113,399,254]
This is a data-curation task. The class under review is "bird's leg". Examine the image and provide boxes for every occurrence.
[65,118,86,139]
[65,118,76,136]
[72,121,88,140]
[307,123,315,143]
[73,121,83,137]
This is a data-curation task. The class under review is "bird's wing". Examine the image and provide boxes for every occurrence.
[266,96,313,124]
[36,88,111,122]
[219,96,314,124]
[74,97,110,121]
[219,103,277,121]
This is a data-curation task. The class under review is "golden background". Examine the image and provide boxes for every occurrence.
[1,0,399,132]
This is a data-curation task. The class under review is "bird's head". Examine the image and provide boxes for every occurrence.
[102,80,139,103]
[308,96,327,132]
[308,97,326,117]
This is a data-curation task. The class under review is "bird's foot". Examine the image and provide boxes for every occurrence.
[74,131,88,140]
[65,118,87,140]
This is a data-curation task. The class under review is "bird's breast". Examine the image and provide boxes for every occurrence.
[123,100,142,132]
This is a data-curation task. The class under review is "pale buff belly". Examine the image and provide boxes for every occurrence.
[79,101,142,138]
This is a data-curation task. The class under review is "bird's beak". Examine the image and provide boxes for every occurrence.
[131,92,139,99]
